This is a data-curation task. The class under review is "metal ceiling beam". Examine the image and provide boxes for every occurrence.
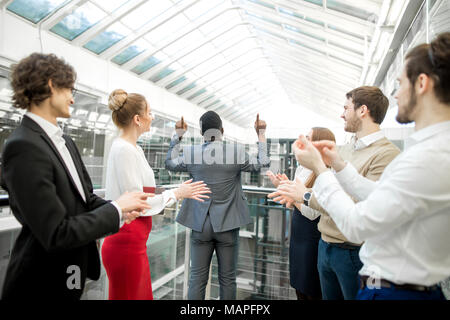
[245,16,365,64]
[268,0,376,34]
[241,1,366,53]
[264,50,359,88]
[0,0,13,9]
[251,25,364,70]
[139,22,253,80]
[275,72,345,103]
[152,35,260,87]
[373,0,426,86]
[166,48,267,96]
[259,36,362,77]
[192,58,272,105]
[40,0,88,30]
[119,5,242,69]
[273,59,353,91]
[275,71,348,99]
[188,56,270,104]
[280,84,343,109]
[71,0,148,46]
[209,77,280,110]
[100,0,203,59]
[259,32,364,74]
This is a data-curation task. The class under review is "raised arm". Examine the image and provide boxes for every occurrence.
[165,116,188,172]
[241,114,270,172]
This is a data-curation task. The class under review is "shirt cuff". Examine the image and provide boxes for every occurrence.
[313,170,337,195]
[164,189,177,206]
[334,161,358,185]
[110,201,124,228]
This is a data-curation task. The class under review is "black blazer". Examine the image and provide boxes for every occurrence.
[0,115,119,299]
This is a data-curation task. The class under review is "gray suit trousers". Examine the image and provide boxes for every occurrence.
[188,214,239,300]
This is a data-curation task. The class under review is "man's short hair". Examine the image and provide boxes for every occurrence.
[346,86,389,124]
[405,32,450,104]
[10,53,76,110]
[199,111,222,135]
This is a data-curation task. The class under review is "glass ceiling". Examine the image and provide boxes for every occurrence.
[5,0,405,126]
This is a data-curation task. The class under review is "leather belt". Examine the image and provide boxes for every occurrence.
[360,276,440,292]
[328,242,360,250]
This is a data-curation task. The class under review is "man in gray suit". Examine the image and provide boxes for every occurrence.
[165,111,270,299]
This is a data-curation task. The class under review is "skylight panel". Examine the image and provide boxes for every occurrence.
[50,2,106,41]
[131,55,163,74]
[327,0,377,22]
[112,39,151,65]
[84,22,131,54]
[7,0,69,24]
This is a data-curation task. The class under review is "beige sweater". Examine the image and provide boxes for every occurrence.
[309,137,400,244]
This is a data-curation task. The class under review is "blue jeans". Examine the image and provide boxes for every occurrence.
[317,239,363,300]
[357,283,446,300]
[188,214,239,300]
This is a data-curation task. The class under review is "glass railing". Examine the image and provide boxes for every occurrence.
[2,188,449,300]
[0,186,296,300]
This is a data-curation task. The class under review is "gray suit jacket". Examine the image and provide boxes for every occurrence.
[165,135,270,232]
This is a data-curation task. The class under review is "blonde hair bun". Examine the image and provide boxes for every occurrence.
[108,89,128,111]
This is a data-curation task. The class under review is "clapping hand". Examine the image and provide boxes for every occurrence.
[312,140,346,171]
[116,191,155,223]
[266,170,289,188]
[173,179,211,202]
[268,177,306,209]
[293,135,327,175]
[123,211,141,224]
[175,116,188,138]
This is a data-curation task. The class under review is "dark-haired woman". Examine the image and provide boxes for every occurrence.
[267,127,336,300]
[101,89,211,300]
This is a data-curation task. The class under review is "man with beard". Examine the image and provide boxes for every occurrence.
[290,32,450,300]
[271,86,400,300]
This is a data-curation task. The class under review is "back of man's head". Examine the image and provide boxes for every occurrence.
[405,32,450,104]
[346,86,389,124]
[200,111,223,139]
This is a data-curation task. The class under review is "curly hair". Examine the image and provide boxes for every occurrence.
[10,53,77,109]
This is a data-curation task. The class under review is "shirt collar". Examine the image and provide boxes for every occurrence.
[353,130,385,150]
[25,112,63,139]
[405,120,450,149]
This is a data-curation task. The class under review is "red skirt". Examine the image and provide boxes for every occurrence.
[101,216,153,300]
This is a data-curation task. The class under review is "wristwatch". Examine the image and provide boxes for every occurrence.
[303,192,312,206]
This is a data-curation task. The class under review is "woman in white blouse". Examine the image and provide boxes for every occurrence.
[101,89,210,300]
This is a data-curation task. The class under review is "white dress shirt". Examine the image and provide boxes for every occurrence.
[301,130,386,221]
[313,121,450,286]
[352,130,385,151]
[105,138,176,224]
[25,112,122,222]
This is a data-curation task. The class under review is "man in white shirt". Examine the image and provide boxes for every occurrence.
[0,53,152,299]
[291,33,450,300]
[270,86,400,300]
